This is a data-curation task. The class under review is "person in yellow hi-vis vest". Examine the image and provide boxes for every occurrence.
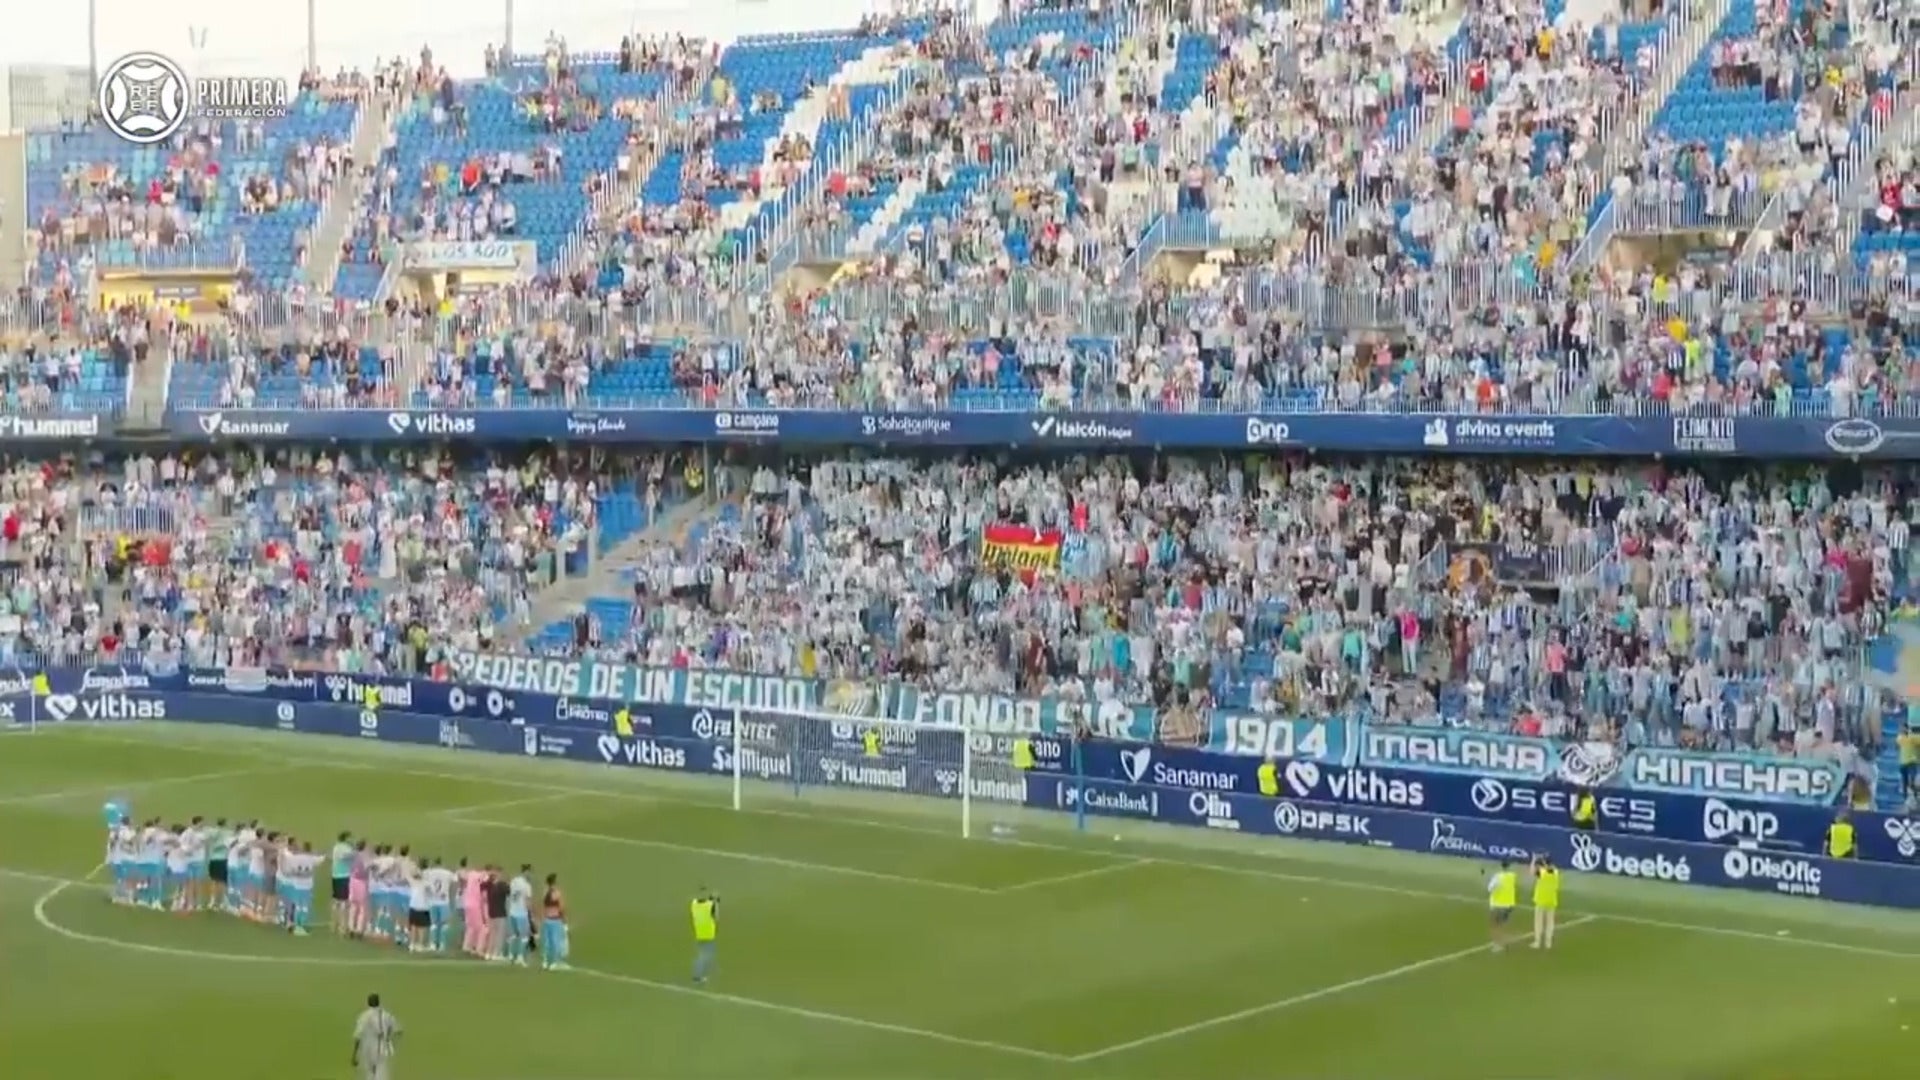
[1012,739,1034,770]
[362,686,381,711]
[1827,814,1856,859]
[1530,855,1562,950]
[1257,760,1279,797]
[862,729,882,758]
[613,707,634,737]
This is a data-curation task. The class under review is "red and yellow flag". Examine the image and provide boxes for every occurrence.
[980,524,1062,579]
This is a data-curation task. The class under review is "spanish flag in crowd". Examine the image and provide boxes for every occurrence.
[980,523,1063,583]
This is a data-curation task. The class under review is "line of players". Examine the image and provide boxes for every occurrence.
[102,803,572,969]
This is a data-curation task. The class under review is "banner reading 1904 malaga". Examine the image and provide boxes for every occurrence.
[158,406,1920,458]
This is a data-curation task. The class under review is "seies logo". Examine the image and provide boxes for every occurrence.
[1568,834,1691,882]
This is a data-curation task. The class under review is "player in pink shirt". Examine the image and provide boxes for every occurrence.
[347,841,370,938]
[460,858,487,956]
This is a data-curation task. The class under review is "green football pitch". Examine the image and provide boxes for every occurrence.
[2,723,1916,1079]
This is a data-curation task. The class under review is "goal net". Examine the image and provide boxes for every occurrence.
[720,709,1032,837]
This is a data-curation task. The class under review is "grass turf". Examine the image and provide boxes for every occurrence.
[1,722,1916,1079]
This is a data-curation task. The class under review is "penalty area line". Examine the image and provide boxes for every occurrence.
[993,858,1156,893]
[1069,915,1600,1062]
[453,816,1002,895]
[567,965,1072,1062]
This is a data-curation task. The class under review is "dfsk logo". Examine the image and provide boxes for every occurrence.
[1568,834,1692,882]
[1273,802,1373,837]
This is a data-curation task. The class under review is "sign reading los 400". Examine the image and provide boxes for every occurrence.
[98,51,290,144]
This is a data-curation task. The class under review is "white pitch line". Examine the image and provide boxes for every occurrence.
[565,965,1068,1061]
[434,791,593,819]
[11,867,1065,1062]
[42,729,1920,960]
[453,816,1001,895]
[0,766,287,807]
[1071,915,1600,1062]
[994,858,1155,893]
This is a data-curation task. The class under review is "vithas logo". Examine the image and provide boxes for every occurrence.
[45,694,167,722]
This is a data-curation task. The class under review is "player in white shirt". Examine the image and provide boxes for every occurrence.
[506,866,534,966]
[108,823,138,904]
[405,864,432,953]
[234,822,261,916]
[136,819,165,907]
[163,823,192,911]
[278,840,320,936]
[423,859,457,953]
[179,818,209,912]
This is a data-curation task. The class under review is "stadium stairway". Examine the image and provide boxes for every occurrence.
[1567,0,1734,266]
[716,43,923,242]
[0,133,25,292]
[844,173,927,254]
[512,493,727,650]
[305,92,397,297]
[124,322,177,427]
[551,47,719,283]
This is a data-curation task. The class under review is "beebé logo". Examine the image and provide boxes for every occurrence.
[1568,834,1691,881]
[1120,746,1152,783]
[1701,798,1781,845]
[1722,849,1821,896]
[1883,818,1920,858]
[1282,761,1320,797]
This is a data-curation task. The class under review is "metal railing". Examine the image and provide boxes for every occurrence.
[552,40,721,283]
[1607,186,1772,235]
[1571,0,1734,267]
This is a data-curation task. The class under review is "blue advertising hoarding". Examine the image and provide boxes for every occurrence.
[13,666,1915,866]
[158,406,1920,459]
[18,681,1920,907]
[1022,774,1920,909]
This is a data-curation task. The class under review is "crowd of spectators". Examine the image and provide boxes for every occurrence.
[533,452,1906,802]
[0,447,628,676]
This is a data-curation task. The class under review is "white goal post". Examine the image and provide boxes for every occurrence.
[720,708,1032,838]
